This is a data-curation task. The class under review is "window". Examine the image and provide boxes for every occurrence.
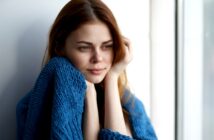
[177,0,214,139]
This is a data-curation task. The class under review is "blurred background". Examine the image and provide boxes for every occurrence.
[0,0,213,140]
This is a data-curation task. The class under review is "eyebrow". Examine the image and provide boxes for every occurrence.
[76,40,113,45]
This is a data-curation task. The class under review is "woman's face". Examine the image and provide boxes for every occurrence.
[63,21,114,83]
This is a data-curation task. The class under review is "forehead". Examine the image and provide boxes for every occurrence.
[68,21,112,43]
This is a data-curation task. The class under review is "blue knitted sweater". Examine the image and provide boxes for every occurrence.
[16,57,157,140]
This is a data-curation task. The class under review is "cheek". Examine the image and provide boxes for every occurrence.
[66,54,88,70]
[73,58,86,70]
[107,52,114,65]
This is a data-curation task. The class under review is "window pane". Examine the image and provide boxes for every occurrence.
[203,0,214,139]
[178,0,214,140]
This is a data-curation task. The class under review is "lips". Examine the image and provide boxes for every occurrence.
[88,68,105,75]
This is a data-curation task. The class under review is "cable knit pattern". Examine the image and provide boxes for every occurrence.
[122,90,158,140]
[16,56,157,140]
[99,129,133,140]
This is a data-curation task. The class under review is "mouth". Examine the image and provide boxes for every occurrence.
[87,68,105,75]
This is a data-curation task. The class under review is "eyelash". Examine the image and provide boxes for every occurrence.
[78,46,91,52]
[77,44,113,52]
[102,44,113,50]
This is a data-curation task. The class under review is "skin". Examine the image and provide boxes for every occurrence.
[62,21,133,140]
[63,21,114,84]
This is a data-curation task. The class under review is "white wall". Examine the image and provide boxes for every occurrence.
[0,0,151,139]
[0,1,68,139]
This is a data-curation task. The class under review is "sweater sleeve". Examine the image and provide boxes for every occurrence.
[16,91,31,140]
[122,90,158,140]
[99,129,133,140]
[16,57,87,140]
[50,57,87,140]
[98,90,157,140]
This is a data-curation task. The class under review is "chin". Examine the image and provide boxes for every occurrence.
[86,76,105,84]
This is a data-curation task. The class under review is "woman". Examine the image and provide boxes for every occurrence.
[16,0,157,140]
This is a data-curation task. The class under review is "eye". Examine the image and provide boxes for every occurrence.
[102,44,113,50]
[77,46,92,52]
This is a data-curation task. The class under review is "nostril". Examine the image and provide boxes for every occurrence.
[91,53,103,63]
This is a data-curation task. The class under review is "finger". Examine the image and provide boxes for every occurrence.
[124,42,133,63]
[122,36,130,47]
[123,38,133,57]
[121,36,133,63]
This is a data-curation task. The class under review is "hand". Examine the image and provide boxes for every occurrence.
[102,37,132,135]
[85,80,97,100]
[107,36,133,78]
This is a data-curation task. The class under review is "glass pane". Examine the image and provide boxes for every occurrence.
[178,0,214,140]
[203,0,214,139]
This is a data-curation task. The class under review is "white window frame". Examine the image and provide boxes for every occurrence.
[177,0,203,140]
[150,0,176,140]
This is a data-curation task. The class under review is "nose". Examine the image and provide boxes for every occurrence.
[91,49,103,63]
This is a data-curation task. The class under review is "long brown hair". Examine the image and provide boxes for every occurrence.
[43,0,128,98]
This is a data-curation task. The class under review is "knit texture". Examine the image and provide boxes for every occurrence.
[16,56,157,140]
[122,90,158,140]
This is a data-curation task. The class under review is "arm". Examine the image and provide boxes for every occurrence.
[16,57,88,140]
[104,73,127,135]
[83,81,100,140]
[103,37,133,136]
